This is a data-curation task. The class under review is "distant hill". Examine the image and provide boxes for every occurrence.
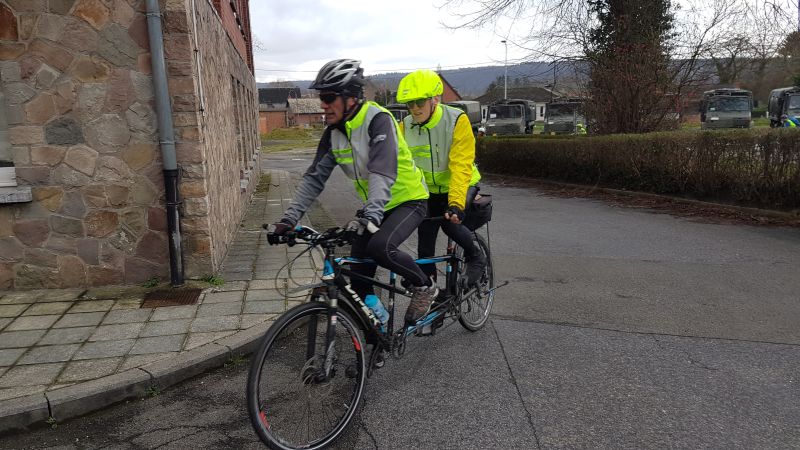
[257,62,581,99]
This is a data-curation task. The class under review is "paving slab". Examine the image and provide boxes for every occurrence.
[189,316,240,333]
[0,363,63,388]
[21,302,71,316]
[243,300,284,314]
[184,331,237,350]
[102,309,151,324]
[58,358,122,383]
[53,312,105,329]
[0,330,46,349]
[129,335,185,355]
[17,344,80,365]
[5,315,60,332]
[38,327,94,345]
[0,304,29,318]
[73,340,136,360]
[139,319,191,338]
[89,323,145,342]
[149,305,197,321]
[244,289,284,301]
[68,300,115,313]
[196,301,242,317]
[202,291,245,304]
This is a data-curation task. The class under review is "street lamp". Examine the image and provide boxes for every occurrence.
[501,40,508,100]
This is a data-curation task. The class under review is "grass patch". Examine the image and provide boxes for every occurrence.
[199,274,225,286]
[261,127,321,153]
[262,127,321,140]
[261,140,318,153]
[254,173,272,195]
[142,276,160,288]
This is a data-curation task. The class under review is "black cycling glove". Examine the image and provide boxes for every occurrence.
[264,219,294,245]
[445,205,465,222]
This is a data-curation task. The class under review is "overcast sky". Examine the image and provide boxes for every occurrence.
[249,0,532,82]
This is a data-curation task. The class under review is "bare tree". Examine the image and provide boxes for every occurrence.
[440,0,795,129]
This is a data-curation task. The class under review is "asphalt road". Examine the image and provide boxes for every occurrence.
[2,147,798,449]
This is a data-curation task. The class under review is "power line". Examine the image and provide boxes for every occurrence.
[253,57,535,77]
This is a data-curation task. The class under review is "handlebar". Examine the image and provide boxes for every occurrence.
[262,224,350,247]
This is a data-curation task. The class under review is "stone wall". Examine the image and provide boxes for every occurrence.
[168,0,259,276]
[0,0,259,289]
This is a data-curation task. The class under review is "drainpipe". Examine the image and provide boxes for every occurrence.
[146,0,184,286]
[0,87,16,188]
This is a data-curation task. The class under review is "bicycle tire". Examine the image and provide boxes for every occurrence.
[458,234,494,331]
[247,301,367,450]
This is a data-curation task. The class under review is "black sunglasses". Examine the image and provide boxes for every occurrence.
[319,92,340,104]
[405,98,429,109]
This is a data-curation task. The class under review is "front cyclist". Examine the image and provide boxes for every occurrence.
[266,59,440,325]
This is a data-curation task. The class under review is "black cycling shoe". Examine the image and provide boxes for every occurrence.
[465,253,487,286]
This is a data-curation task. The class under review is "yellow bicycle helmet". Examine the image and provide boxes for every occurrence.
[396,70,444,103]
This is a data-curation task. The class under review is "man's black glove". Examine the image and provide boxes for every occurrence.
[344,217,380,241]
[264,220,293,245]
[445,205,465,223]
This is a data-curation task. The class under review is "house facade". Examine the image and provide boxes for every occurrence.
[287,98,323,127]
[0,0,259,289]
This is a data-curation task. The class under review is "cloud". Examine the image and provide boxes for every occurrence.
[249,0,524,82]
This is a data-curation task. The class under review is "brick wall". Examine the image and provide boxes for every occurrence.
[210,0,252,72]
[259,110,286,135]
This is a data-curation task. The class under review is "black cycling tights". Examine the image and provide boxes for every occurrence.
[417,189,479,279]
[349,200,430,299]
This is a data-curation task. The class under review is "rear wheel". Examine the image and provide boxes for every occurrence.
[458,234,494,331]
[247,302,366,450]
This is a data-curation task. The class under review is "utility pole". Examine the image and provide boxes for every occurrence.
[502,40,509,100]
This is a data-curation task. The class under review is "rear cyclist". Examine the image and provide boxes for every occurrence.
[396,70,486,286]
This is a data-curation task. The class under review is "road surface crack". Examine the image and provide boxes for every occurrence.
[491,319,542,449]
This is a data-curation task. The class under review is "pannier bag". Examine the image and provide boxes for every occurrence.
[463,194,492,231]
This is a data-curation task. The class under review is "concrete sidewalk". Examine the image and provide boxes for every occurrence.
[0,169,320,434]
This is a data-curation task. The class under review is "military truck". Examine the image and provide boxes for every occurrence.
[767,86,800,127]
[445,100,482,133]
[543,98,585,134]
[699,88,752,129]
[384,103,409,122]
[483,99,536,135]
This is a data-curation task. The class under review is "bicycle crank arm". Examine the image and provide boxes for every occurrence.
[484,280,509,294]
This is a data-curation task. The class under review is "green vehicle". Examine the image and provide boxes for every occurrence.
[699,88,752,129]
[767,86,800,127]
[484,99,536,135]
[384,103,409,122]
[543,99,585,134]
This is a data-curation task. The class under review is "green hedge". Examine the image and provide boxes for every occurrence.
[477,129,800,210]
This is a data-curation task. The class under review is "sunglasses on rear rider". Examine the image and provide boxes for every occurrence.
[319,92,340,104]
[405,98,429,109]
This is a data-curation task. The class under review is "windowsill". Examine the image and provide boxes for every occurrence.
[0,186,32,203]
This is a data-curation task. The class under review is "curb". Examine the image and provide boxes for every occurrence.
[487,173,800,222]
[0,321,272,435]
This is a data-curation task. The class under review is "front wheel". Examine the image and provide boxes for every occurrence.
[458,234,494,331]
[247,302,367,450]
